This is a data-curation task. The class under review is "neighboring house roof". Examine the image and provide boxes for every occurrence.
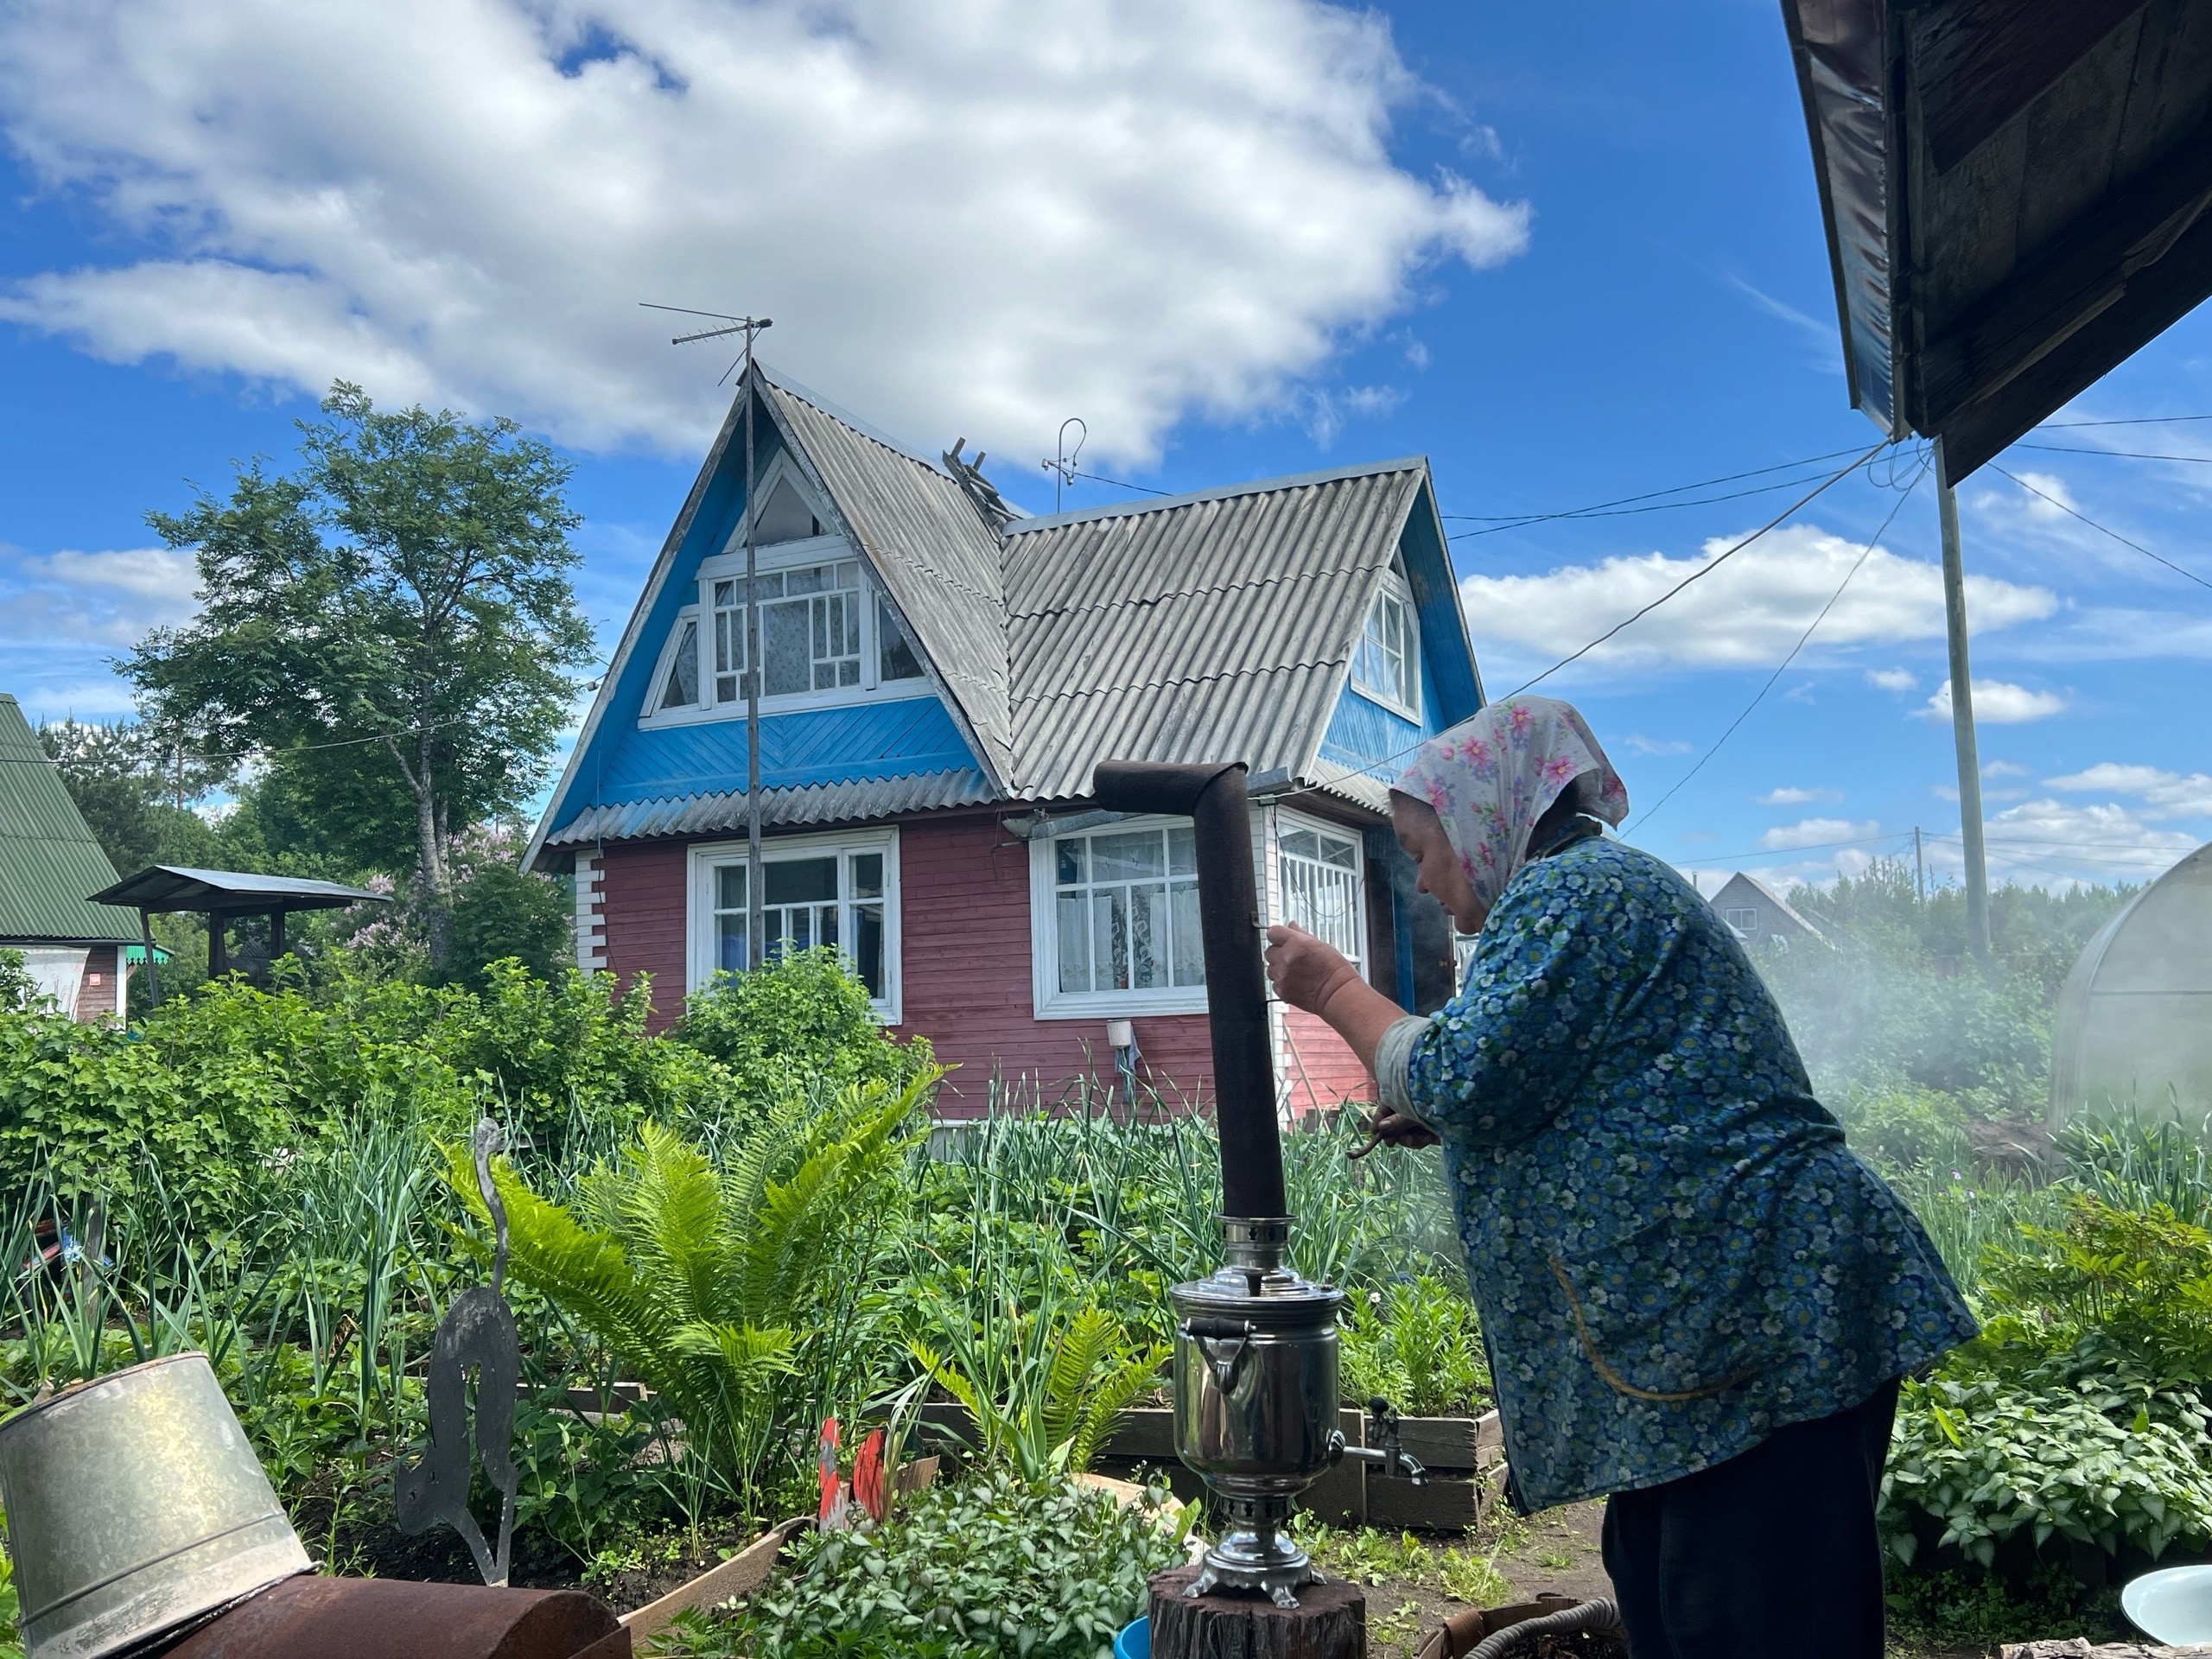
[1001,460,1427,801]
[86,867,389,912]
[1709,872,1827,942]
[0,693,138,945]
[526,367,1484,866]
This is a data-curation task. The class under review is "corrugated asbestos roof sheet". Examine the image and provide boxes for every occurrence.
[545,768,997,846]
[764,378,1015,785]
[0,695,137,944]
[1001,466,1424,800]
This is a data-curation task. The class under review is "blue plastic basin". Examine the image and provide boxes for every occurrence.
[1114,1615,1150,1659]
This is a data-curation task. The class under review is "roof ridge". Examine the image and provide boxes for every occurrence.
[1005,456,1426,534]
[759,363,969,483]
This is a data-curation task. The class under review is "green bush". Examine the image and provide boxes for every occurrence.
[1980,1195,2212,1382]
[1883,1370,2212,1565]
[1833,1084,1969,1174]
[687,1471,1186,1659]
[676,950,932,1110]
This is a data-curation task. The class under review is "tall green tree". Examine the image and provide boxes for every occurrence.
[127,383,594,965]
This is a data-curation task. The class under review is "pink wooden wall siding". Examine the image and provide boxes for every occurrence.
[1281,1005,1376,1116]
[592,810,1375,1117]
[891,813,1217,1116]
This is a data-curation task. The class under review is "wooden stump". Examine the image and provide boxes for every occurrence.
[1148,1566,1365,1659]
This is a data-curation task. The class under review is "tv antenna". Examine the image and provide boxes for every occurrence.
[643,302,772,967]
[642,302,772,385]
[1041,417,1086,513]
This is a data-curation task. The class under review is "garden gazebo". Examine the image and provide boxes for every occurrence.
[85,866,388,1002]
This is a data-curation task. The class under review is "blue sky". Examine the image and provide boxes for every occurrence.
[3,0,2209,894]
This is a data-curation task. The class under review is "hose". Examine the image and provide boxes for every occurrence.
[1465,1598,1624,1659]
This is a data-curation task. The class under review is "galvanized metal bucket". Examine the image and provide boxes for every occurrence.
[0,1352,311,1659]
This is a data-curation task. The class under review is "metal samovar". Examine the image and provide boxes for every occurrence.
[1090,762,1423,1610]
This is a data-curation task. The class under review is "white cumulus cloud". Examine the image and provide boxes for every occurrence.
[1760,817,1879,851]
[0,545,199,649]
[1459,522,2055,677]
[1866,667,1916,691]
[1758,786,1839,805]
[1920,679,2068,724]
[2043,763,2212,820]
[0,0,1530,462]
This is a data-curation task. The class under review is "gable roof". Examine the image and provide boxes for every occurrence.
[1710,872,1826,941]
[529,374,1481,861]
[760,376,1015,785]
[1001,460,1427,800]
[0,696,137,945]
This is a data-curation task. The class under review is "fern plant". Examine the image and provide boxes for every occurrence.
[446,1070,931,1512]
[906,1156,1164,1485]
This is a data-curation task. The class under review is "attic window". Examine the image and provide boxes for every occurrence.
[1352,576,1416,714]
[879,601,925,682]
[754,476,823,544]
[661,617,699,709]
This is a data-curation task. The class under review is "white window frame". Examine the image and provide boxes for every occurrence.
[1029,813,1211,1018]
[687,827,902,1022]
[1269,809,1366,969]
[639,454,931,729]
[1350,569,1420,719]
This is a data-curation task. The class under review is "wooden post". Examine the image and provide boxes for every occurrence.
[1936,440,1991,958]
[1148,1567,1365,1659]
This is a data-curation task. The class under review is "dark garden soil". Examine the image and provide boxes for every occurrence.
[288,1480,760,1615]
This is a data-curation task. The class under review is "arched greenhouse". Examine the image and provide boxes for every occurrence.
[2049,841,2212,1126]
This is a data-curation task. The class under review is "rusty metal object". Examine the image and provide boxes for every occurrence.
[161,1575,627,1659]
[397,1120,521,1586]
[0,1352,310,1659]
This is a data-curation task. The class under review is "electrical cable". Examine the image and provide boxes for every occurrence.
[1440,446,1872,529]
[2015,444,2212,462]
[2037,414,2212,428]
[1629,453,1932,832]
[1988,465,2212,592]
[1503,440,1892,699]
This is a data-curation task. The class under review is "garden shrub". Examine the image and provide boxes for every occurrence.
[1833,1084,1969,1174]
[698,1471,1186,1659]
[1882,1370,2212,1566]
[1980,1195,2212,1382]
[676,950,933,1110]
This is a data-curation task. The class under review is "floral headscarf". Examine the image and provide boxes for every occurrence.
[1393,696,1629,911]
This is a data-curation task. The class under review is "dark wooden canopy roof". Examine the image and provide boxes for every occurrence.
[1783,0,2212,477]
[87,867,388,915]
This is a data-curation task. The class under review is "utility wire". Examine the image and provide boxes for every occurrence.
[1068,469,1169,499]
[1630,453,1932,833]
[2039,414,2212,428]
[1440,446,1872,529]
[1503,440,1892,699]
[2016,444,2212,462]
[1989,465,2212,592]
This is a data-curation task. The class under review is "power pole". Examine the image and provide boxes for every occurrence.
[1936,440,1991,958]
[1913,825,1925,904]
[739,322,772,970]
[649,302,772,969]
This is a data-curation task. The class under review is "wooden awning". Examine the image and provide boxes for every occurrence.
[1782,0,2212,478]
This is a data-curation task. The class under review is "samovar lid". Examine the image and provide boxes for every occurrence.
[1169,1264,1344,1327]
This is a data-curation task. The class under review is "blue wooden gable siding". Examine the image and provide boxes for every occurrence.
[593,698,976,804]
[550,400,982,833]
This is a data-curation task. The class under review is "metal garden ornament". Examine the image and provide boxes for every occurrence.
[396,1119,521,1587]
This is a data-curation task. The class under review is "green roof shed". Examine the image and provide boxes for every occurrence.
[0,693,137,948]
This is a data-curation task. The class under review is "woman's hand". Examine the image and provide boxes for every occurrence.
[1351,1105,1440,1157]
[1265,924,1361,1016]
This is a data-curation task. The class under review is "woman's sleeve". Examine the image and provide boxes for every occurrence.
[1401,876,1623,1147]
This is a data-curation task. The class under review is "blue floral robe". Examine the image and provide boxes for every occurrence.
[1395,834,1975,1512]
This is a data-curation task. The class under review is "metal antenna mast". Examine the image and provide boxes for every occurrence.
[1041,417,1085,514]
[647,304,774,968]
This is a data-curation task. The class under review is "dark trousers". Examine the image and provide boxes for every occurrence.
[1600,1377,1901,1659]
